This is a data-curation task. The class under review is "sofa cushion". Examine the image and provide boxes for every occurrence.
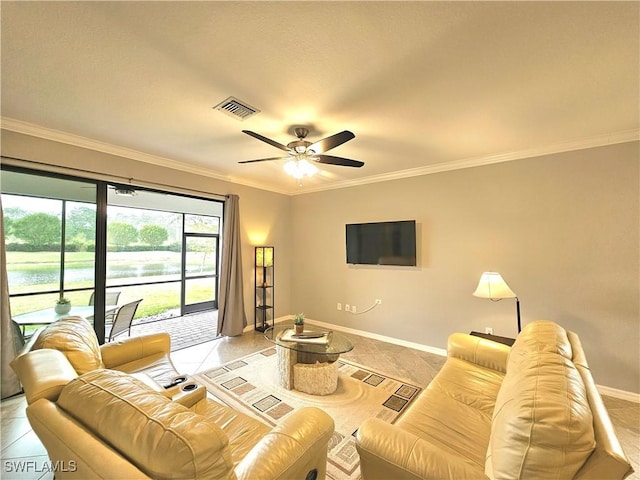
[486,321,596,480]
[191,396,270,467]
[33,316,104,374]
[397,356,505,469]
[57,369,234,480]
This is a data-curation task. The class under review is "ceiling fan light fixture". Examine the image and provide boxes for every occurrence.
[283,158,318,179]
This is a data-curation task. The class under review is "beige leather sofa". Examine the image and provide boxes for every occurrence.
[356,320,634,480]
[11,317,335,479]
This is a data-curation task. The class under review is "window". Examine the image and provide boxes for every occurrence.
[2,166,223,342]
[2,170,97,336]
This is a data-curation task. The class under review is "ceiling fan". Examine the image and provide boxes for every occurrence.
[239,127,364,169]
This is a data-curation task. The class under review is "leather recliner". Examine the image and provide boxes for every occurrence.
[11,315,180,404]
[11,316,336,479]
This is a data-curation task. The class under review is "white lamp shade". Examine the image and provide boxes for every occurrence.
[473,272,516,299]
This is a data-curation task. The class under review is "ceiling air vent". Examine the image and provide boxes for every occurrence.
[213,96,260,121]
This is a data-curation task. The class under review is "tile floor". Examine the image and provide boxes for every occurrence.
[2,327,639,479]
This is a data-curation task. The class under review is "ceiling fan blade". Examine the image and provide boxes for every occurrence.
[242,130,290,152]
[238,156,288,164]
[309,130,355,153]
[315,154,364,168]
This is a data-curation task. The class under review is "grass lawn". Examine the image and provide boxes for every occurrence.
[8,249,216,323]
[6,251,95,265]
[10,283,214,317]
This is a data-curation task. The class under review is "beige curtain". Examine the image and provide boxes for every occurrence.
[217,194,247,336]
[1,197,21,398]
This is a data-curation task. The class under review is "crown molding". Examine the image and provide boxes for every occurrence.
[293,128,640,195]
[1,117,233,179]
[1,117,297,196]
[3,117,637,197]
[225,175,293,196]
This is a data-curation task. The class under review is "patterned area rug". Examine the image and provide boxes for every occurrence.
[193,347,422,480]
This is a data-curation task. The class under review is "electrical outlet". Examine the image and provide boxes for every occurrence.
[485,327,494,335]
[345,304,350,312]
[337,303,342,311]
[375,299,382,305]
[351,305,357,313]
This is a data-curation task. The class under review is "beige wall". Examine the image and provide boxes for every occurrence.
[290,141,639,393]
[0,130,293,325]
[2,130,638,393]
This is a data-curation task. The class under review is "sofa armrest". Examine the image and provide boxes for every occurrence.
[569,332,634,479]
[10,349,78,405]
[235,407,335,480]
[447,333,510,373]
[356,418,484,480]
[100,333,171,369]
[170,383,206,409]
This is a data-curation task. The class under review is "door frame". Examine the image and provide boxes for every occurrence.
[181,232,219,315]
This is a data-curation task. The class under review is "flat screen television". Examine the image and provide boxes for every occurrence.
[346,220,416,266]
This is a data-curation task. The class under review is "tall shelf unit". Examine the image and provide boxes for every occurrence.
[254,246,274,332]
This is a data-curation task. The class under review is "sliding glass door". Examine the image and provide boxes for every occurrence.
[182,210,220,316]
[106,188,222,319]
[1,169,100,337]
[2,166,223,342]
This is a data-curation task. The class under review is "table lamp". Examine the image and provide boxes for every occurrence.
[473,271,521,333]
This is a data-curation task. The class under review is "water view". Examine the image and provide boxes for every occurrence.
[7,262,183,287]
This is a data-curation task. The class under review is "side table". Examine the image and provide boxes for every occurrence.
[469,331,515,347]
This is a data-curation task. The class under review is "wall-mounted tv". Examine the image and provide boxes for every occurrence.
[346,220,416,266]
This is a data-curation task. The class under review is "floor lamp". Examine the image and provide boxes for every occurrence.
[473,272,521,334]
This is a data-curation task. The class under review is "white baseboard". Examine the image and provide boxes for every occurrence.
[596,384,640,403]
[302,316,447,357]
[253,315,638,403]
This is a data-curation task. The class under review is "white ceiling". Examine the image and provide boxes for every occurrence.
[1,1,638,195]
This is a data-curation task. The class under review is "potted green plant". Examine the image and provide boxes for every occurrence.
[293,313,305,334]
[54,296,71,315]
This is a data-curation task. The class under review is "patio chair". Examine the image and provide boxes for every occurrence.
[89,290,122,323]
[11,320,26,349]
[88,290,122,306]
[107,299,143,342]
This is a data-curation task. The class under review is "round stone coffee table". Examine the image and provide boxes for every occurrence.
[264,324,354,395]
